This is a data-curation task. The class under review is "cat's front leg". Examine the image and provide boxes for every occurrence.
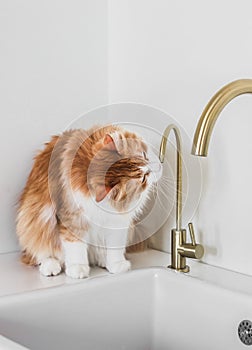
[105,230,131,274]
[106,250,131,274]
[39,257,62,277]
[61,239,90,279]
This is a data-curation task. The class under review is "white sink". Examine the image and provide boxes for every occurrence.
[0,266,251,350]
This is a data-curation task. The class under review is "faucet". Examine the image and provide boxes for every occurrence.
[192,79,252,156]
[159,124,204,273]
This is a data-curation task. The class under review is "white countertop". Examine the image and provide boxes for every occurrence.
[0,249,169,297]
[1,249,252,298]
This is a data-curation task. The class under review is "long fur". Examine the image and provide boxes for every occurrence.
[16,125,161,274]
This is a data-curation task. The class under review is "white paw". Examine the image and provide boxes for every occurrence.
[39,258,62,277]
[65,264,90,279]
[107,260,131,274]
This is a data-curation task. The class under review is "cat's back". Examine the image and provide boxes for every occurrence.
[19,129,89,201]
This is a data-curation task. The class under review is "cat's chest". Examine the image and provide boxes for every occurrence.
[73,191,133,229]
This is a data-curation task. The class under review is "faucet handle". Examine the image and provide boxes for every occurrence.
[188,222,196,245]
[179,223,204,260]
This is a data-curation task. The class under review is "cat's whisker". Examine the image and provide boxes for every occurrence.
[158,178,187,196]
[159,178,176,185]
[157,186,187,200]
[156,185,187,206]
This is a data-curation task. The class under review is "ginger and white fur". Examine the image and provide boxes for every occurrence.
[16,125,162,278]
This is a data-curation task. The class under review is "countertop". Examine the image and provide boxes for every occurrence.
[0,249,169,297]
[1,249,252,298]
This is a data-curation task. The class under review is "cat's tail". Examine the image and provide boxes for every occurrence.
[16,200,61,266]
[21,250,37,266]
[126,240,148,253]
[16,135,62,265]
[126,221,149,253]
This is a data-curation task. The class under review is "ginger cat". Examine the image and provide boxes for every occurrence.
[16,125,162,278]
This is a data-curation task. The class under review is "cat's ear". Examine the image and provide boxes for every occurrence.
[103,134,117,151]
[95,185,111,202]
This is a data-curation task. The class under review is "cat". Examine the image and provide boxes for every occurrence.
[16,125,162,278]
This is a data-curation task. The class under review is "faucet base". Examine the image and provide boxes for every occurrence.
[168,265,190,273]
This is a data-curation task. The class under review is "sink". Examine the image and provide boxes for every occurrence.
[0,266,251,350]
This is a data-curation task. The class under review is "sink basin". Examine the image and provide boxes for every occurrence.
[0,267,251,350]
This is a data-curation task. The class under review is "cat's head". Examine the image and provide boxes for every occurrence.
[88,127,162,211]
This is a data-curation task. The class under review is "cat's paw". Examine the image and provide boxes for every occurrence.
[106,260,131,274]
[65,264,90,279]
[39,258,62,277]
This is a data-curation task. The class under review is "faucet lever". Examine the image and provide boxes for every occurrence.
[180,223,204,261]
[188,222,196,246]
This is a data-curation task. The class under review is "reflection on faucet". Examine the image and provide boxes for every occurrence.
[159,125,204,273]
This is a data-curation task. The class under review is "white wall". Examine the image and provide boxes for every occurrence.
[108,0,252,275]
[2,0,252,276]
[0,0,108,253]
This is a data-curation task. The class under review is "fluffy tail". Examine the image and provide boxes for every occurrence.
[21,250,37,266]
[16,135,61,265]
[126,221,149,253]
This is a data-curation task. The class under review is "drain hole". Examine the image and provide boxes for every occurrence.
[238,320,252,345]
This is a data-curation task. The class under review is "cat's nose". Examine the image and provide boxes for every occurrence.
[148,162,162,173]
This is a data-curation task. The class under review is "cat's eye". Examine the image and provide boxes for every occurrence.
[143,151,147,160]
[142,172,150,183]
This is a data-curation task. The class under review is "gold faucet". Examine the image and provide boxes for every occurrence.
[192,79,252,156]
[159,124,204,273]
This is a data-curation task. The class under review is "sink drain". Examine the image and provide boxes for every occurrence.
[238,320,252,345]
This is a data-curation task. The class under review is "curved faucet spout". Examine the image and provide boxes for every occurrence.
[159,124,204,272]
[192,79,252,156]
[159,124,182,231]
